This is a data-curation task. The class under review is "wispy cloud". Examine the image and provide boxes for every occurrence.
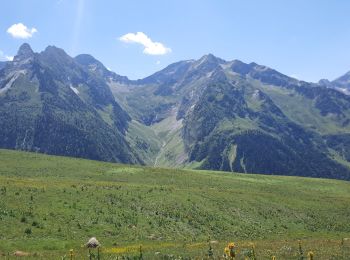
[119,32,171,55]
[0,50,13,61]
[7,23,37,39]
[5,56,14,61]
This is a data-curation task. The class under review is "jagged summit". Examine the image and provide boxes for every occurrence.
[75,53,108,74]
[40,45,72,62]
[198,53,225,63]
[75,54,99,65]
[13,43,34,62]
[43,45,66,53]
[17,43,33,55]
[75,54,130,83]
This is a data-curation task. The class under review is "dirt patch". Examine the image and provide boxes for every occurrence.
[13,251,30,257]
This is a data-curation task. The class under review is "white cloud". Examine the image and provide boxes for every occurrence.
[7,23,38,39]
[0,51,13,61]
[119,32,171,55]
[5,56,14,61]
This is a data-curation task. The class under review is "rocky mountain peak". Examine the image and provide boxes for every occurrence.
[75,54,130,83]
[318,79,332,87]
[41,45,71,60]
[13,43,34,63]
[75,54,106,74]
[196,53,225,66]
[75,54,100,66]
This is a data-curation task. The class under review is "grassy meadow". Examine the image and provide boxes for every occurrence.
[0,149,349,259]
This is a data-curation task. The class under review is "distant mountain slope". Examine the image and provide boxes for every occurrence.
[319,70,350,95]
[332,70,350,89]
[0,61,6,70]
[0,44,141,163]
[1,44,350,180]
[110,54,350,180]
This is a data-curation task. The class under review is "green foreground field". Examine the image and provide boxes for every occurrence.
[0,149,349,259]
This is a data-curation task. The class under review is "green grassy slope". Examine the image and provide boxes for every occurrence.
[0,149,349,259]
[150,112,187,167]
[255,83,350,135]
[126,120,162,165]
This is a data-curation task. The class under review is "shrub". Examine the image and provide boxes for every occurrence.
[24,228,32,235]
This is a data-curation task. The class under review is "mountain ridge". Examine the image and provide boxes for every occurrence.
[0,43,141,164]
[106,50,350,180]
[1,43,350,180]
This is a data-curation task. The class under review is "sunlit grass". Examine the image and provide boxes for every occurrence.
[0,149,349,258]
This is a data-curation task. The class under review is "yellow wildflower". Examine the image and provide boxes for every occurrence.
[224,247,230,255]
[228,242,235,249]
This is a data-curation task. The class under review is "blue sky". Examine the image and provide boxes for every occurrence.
[0,0,350,82]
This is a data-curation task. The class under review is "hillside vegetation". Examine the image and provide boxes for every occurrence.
[110,54,350,180]
[2,44,350,180]
[0,149,349,258]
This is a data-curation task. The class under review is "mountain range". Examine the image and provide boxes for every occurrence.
[1,43,350,180]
